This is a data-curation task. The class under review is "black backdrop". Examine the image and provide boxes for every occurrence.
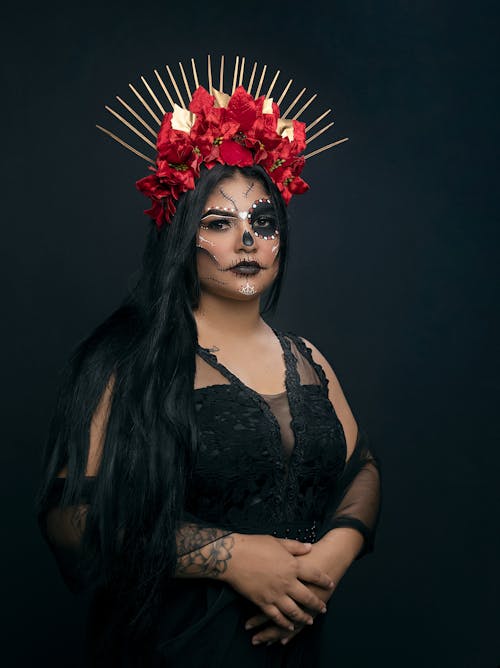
[1,1,498,666]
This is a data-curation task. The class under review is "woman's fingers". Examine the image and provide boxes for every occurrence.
[251,623,303,646]
[245,613,269,631]
[260,604,297,632]
[277,594,316,626]
[289,581,329,615]
[278,538,312,555]
[297,562,336,591]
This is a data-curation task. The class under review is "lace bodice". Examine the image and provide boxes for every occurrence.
[40,329,381,594]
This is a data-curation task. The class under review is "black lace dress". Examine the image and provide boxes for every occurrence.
[40,329,381,667]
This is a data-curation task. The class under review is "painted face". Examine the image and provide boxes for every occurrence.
[196,173,281,300]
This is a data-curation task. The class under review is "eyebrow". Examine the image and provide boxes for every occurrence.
[201,208,240,220]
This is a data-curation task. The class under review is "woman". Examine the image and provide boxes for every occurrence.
[37,58,381,667]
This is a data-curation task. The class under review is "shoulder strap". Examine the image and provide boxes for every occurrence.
[281,331,330,394]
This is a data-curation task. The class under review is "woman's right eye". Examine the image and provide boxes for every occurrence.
[202,219,231,231]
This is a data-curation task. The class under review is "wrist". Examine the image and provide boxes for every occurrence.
[314,528,364,580]
[217,532,244,583]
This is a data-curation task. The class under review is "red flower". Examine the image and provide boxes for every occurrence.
[136,173,179,228]
[219,139,254,167]
[135,85,311,228]
[225,86,257,132]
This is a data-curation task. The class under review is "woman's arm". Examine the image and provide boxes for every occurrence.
[244,338,381,645]
[301,337,381,559]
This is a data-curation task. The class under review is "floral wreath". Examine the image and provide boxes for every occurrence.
[97,56,348,229]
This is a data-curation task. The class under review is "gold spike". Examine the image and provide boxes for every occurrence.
[265,70,280,99]
[305,108,331,133]
[116,96,157,138]
[191,58,200,89]
[219,55,224,91]
[282,87,306,117]
[105,105,157,149]
[254,64,267,98]
[154,69,176,110]
[207,54,213,94]
[238,56,245,86]
[128,83,161,125]
[166,65,185,108]
[96,125,155,164]
[306,122,334,145]
[247,62,257,96]
[276,79,293,107]
[232,55,239,94]
[179,62,192,101]
[304,137,349,159]
[141,76,166,115]
[293,93,317,120]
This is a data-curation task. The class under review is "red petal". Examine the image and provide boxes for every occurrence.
[219,140,254,166]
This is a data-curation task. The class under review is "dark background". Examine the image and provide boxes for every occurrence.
[1,1,498,666]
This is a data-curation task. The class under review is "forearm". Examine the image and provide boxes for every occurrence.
[174,527,237,579]
[313,527,364,582]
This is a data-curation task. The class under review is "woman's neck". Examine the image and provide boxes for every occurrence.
[194,291,266,346]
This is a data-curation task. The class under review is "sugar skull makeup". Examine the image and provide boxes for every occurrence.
[195,174,281,300]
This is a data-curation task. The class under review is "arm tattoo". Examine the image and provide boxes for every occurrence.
[175,524,235,578]
[70,506,89,535]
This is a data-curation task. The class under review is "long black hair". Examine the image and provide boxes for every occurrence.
[37,163,289,635]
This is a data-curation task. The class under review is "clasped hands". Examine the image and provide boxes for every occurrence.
[222,534,337,648]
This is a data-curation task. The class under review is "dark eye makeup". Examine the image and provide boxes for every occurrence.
[248,200,279,237]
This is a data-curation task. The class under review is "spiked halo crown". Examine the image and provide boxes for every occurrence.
[97,55,348,229]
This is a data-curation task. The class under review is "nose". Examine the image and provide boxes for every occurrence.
[242,230,254,247]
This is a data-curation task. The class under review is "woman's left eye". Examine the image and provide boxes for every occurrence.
[253,217,277,233]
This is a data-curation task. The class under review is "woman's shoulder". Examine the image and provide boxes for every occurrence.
[278,329,329,369]
[280,329,360,458]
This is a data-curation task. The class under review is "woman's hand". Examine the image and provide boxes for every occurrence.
[243,531,361,646]
[220,534,335,631]
[244,580,334,646]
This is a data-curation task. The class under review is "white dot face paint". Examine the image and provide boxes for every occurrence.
[195,173,281,301]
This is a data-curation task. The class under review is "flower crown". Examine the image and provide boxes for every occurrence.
[97,56,348,229]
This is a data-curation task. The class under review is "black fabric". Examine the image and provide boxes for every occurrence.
[39,328,381,666]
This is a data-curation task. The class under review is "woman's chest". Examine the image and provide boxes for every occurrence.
[188,383,347,522]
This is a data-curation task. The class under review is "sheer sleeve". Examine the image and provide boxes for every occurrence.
[321,427,381,559]
[39,477,235,594]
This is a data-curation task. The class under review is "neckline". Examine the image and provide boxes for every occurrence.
[196,326,289,397]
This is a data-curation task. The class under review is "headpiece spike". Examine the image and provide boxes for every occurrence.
[140,76,166,116]
[282,87,306,118]
[232,55,239,94]
[304,137,349,159]
[265,70,280,99]
[276,79,293,106]
[128,83,161,125]
[105,105,157,150]
[247,62,258,96]
[254,64,267,98]
[116,96,157,138]
[166,65,186,108]
[154,69,176,110]
[178,62,192,101]
[238,56,246,87]
[207,54,213,94]
[96,125,155,164]
[305,108,331,133]
[305,121,335,145]
[219,55,224,91]
[292,93,317,120]
[191,58,200,89]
